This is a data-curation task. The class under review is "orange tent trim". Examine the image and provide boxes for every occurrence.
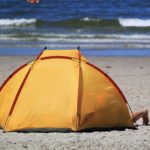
[0,63,28,92]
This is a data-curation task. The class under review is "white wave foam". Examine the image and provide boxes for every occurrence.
[1,36,150,49]
[119,18,150,27]
[1,33,150,43]
[81,17,100,22]
[0,18,36,26]
[1,33,150,49]
[36,33,150,41]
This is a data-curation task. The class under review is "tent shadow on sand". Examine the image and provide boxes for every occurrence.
[0,49,136,132]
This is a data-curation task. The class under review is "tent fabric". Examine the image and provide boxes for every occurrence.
[0,50,134,132]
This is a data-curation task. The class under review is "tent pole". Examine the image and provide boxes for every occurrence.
[3,48,45,132]
[127,102,138,128]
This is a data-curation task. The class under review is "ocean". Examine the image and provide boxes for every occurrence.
[0,0,150,56]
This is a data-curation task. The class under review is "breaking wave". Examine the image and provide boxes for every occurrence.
[0,18,150,28]
[119,18,150,27]
[0,18,36,26]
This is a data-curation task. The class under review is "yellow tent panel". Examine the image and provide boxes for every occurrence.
[0,49,134,132]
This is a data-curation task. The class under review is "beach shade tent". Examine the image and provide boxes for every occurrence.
[0,49,135,132]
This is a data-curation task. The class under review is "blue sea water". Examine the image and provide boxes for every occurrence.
[0,0,150,56]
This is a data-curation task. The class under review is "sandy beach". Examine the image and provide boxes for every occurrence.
[0,56,150,150]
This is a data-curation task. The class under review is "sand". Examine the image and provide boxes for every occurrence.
[0,56,150,150]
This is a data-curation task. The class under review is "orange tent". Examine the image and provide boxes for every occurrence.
[0,49,134,132]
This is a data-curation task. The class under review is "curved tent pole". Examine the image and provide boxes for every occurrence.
[40,55,133,105]
[127,103,138,128]
[3,47,46,132]
[0,64,28,93]
[86,62,137,128]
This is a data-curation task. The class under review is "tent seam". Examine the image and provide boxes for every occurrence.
[76,50,82,130]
